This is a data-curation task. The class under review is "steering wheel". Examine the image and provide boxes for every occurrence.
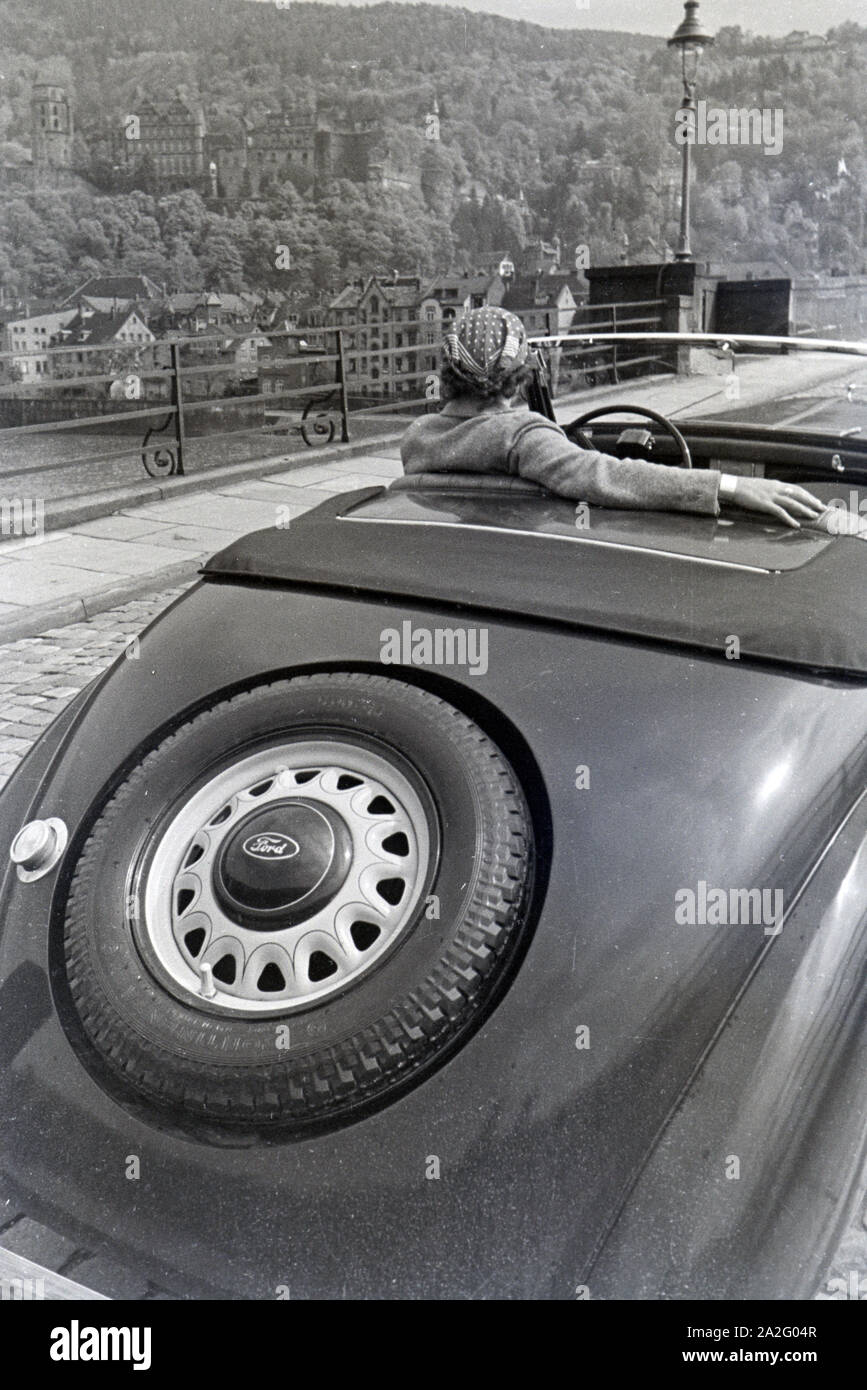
[564,404,693,470]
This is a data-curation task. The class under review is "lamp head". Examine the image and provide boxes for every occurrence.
[668,1,714,86]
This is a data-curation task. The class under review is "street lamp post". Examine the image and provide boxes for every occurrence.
[668,1,714,262]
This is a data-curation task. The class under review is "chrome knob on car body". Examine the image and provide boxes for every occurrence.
[10,817,68,881]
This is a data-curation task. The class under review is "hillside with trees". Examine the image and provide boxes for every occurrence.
[1,0,866,299]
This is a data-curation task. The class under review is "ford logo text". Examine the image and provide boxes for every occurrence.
[242,833,301,861]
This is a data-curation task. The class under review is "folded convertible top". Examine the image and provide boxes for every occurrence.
[203,487,867,680]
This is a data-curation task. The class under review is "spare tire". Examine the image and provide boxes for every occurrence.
[62,674,534,1131]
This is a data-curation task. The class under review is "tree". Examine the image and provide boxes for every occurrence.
[200,229,245,290]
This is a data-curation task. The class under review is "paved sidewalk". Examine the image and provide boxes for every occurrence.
[0,447,403,643]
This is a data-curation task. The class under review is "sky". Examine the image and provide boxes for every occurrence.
[246,0,862,38]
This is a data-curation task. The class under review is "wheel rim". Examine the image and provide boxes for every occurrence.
[134,739,433,1016]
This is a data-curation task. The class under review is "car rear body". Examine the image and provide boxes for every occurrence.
[2,461,866,1299]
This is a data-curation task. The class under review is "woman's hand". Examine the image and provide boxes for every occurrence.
[727,477,826,529]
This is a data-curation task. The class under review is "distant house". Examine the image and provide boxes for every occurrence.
[258,292,300,333]
[328,275,440,397]
[473,251,516,280]
[219,323,272,377]
[51,306,156,383]
[424,273,505,325]
[153,293,216,336]
[155,291,260,336]
[502,276,578,335]
[517,237,562,277]
[3,308,77,380]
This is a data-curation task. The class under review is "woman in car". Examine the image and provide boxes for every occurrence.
[401,306,825,528]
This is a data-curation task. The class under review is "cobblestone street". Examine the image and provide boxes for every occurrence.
[0,584,190,789]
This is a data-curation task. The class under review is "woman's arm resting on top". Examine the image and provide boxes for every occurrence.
[510,419,826,526]
[509,418,721,514]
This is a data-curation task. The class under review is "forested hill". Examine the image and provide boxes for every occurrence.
[0,0,657,190]
[1,0,866,300]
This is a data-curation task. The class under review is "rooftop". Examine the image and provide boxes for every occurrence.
[61,275,163,307]
[60,308,152,346]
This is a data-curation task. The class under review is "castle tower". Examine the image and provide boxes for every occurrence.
[31,82,74,167]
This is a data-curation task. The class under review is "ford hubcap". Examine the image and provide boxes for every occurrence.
[134,740,432,1016]
[213,799,353,928]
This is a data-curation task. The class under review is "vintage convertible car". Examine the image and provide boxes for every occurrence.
[1,334,867,1300]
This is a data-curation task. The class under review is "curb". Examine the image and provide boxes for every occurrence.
[0,427,405,646]
[0,558,201,646]
[39,427,406,534]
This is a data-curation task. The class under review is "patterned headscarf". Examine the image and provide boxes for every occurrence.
[442,306,529,391]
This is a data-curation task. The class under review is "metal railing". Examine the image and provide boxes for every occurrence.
[529,299,671,389]
[0,298,668,492]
